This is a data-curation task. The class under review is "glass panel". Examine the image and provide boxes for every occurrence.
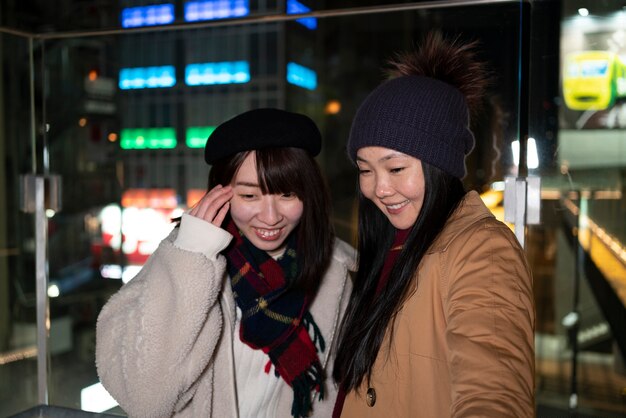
[8,0,625,416]
[0,33,39,416]
[531,0,626,415]
[33,2,524,414]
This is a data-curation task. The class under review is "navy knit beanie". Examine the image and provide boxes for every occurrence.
[347,75,474,179]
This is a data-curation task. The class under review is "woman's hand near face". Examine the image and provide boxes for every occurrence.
[188,185,233,227]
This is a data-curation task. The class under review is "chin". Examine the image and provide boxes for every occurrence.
[388,217,417,230]
[249,238,286,253]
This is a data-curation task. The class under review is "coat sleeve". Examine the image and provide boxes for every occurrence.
[96,217,233,418]
[444,219,535,418]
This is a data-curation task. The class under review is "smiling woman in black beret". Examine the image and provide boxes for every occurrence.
[96,108,355,418]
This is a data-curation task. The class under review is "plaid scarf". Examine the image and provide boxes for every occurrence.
[224,220,326,418]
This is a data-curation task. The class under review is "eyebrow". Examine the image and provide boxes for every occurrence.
[235,181,260,188]
[356,152,407,163]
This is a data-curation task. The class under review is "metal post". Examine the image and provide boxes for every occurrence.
[503,1,533,248]
[517,0,530,180]
[514,178,527,248]
[569,194,586,411]
[35,176,49,405]
[29,38,37,174]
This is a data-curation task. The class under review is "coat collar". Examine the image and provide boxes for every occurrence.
[427,191,494,254]
[309,239,354,369]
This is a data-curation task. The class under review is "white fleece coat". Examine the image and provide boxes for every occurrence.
[96,214,355,418]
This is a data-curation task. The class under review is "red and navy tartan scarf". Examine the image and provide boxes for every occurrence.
[223,220,326,418]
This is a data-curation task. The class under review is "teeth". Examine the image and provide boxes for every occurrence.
[386,201,408,210]
[256,228,280,237]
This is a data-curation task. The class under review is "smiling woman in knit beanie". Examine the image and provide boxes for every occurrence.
[333,33,535,417]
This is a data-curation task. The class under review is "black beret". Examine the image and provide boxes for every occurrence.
[204,108,321,164]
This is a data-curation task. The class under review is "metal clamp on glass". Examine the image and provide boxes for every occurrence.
[503,176,540,248]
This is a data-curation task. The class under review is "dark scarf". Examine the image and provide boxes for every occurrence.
[224,220,325,418]
[332,228,409,418]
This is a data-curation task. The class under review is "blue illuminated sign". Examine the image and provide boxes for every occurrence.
[287,0,317,30]
[184,0,249,22]
[185,61,250,85]
[287,62,317,90]
[121,4,175,28]
[119,66,176,89]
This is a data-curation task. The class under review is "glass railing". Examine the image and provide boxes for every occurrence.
[2,1,626,416]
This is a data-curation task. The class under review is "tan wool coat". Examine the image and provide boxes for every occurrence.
[341,191,535,418]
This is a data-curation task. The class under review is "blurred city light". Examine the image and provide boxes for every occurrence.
[47,284,60,298]
[287,62,317,90]
[120,128,177,149]
[81,382,118,413]
[186,126,216,148]
[287,0,317,30]
[512,137,539,169]
[185,61,250,85]
[324,100,341,114]
[119,66,176,89]
[184,0,249,22]
[121,4,175,28]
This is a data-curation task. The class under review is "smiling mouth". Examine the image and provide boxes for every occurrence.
[385,200,409,212]
[254,227,282,241]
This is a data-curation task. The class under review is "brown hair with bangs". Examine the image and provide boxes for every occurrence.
[208,147,334,294]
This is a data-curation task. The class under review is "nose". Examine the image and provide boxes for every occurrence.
[374,175,393,199]
[258,196,283,226]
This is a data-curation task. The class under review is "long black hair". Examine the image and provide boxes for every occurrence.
[333,31,489,392]
[333,162,466,391]
[209,147,334,295]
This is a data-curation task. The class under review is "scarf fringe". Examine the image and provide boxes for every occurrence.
[303,311,326,353]
[291,362,325,418]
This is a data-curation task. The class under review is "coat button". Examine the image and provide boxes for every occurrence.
[366,387,376,407]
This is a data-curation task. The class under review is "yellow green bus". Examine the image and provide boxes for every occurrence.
[563,51,626,110]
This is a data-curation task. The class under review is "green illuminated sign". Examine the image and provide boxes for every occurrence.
[186,126,216,148]
[120,128,177,149]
